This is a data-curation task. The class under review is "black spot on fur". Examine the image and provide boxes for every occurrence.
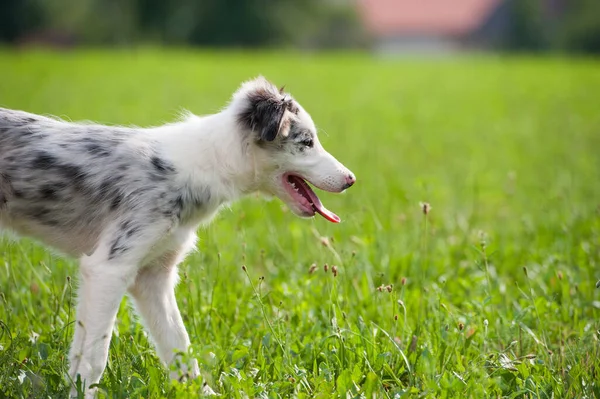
[39,185,59,200]
[85,143,111,157]
[108,234,130,260]
[98,179,113,195]
[108,220,142,259]
[110,193,123,211]
[148,172,168,182]
[56,164,86,187]
[191,186,211,208]
[162,195,184,219]
[119,220,132,231]
[151,156,175,173]
[126,227,139,238]
[108,243,127,260]
[41,218,60,227]
[175,195,184,209]
[32,152,57,169]
[288,124,312,141]
[0,173,13,208]
[27,206,51,221]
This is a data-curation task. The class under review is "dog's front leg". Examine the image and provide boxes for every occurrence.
[68,218,173,396]
[128,250,199,381]
[69,255,138,396]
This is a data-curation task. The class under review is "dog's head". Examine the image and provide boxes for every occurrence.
[231,77,355,223]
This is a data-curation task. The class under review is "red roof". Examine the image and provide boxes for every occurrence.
[358,0,503,37]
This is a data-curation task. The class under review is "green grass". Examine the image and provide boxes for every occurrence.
[1,49,599,398]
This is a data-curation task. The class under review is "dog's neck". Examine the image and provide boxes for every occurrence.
[154,110,261,205]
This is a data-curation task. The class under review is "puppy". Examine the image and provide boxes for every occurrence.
[0,77,355,394]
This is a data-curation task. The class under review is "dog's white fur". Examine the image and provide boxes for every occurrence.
[0,77,355,395]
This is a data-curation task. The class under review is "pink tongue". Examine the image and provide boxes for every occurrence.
[312,200,341,223]
[289,175,341,223]
[302,183,341,223]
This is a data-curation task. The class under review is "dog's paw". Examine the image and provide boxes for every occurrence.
[202,382,220,396]
[170,358,200,382]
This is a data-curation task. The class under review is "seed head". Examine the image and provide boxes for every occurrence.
[324,263,329,272]
[458,322,464,331]
[401,277,407,286]
[483,319,489,327]
[241,265,247,272]
[331,265,338,277]
[522,266,528,277]
[66,276,71,283]
[557,271,563,280]
[419,202,431,215]
[377,284,384,292]
[394,314,398,321]
[308,263,317,274]
[409,335,418,352]
[320,237,330,247]
[386,284,393,293]
[479,233,487,250]
[30,283,39,295]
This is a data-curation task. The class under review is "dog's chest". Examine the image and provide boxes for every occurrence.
[143,225,198,266]
[143,201,222,265]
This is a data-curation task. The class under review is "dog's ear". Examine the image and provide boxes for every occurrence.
[235,77,296,142]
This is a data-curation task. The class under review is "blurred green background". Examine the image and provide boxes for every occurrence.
[1,0,600,53]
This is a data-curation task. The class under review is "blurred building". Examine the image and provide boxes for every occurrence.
[357,0,567,53]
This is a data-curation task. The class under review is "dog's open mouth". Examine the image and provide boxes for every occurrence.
[283,174,341,223]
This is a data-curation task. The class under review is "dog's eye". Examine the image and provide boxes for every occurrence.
[301,139,314,148]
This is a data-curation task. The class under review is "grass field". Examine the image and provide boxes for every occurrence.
[0,50,599,398]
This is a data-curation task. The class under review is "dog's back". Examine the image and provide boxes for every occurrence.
[0,108,180,255]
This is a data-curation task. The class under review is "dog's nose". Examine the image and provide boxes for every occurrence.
[343,173,356,189]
